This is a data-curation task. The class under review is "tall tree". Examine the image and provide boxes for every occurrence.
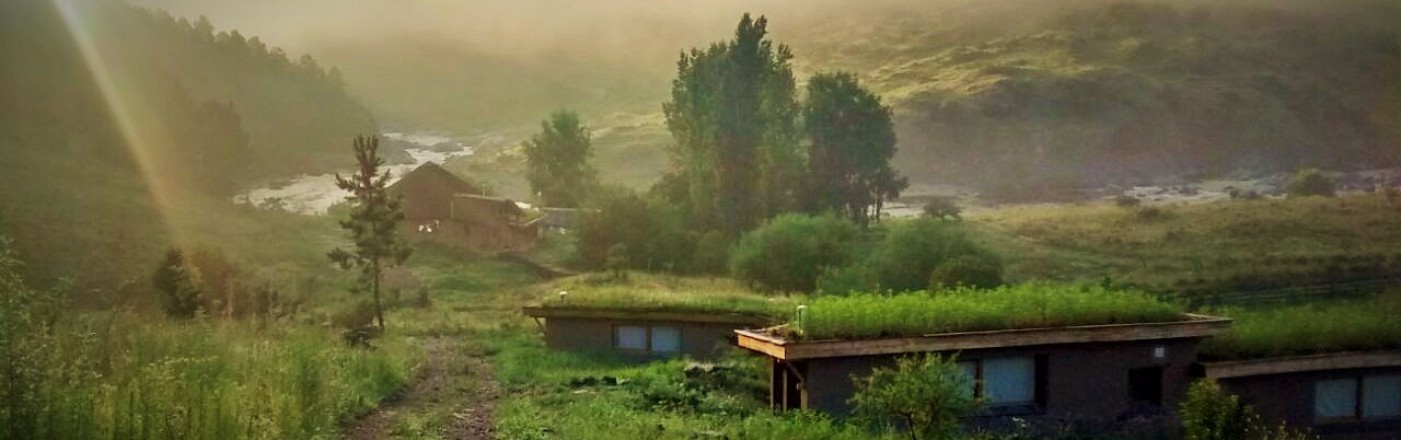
[662,14,800,236]
[152,248,202,319]
[328,135,411,331]
[802,72,906,226]
[522,110,597,207]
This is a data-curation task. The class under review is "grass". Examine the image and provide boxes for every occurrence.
[534,272,803,318]
[1198,293,1401,361]
[969,194,1401,292]
[794,283,1185,341]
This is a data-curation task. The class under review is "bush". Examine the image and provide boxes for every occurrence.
[1114,194,1141,208]
[691,230,731,274]
[928,254,1004,289]
[816,264,880,295]
[849,353,979,440]
[1287,168,1335,198]
[868,218,985,292]
[152,248,202,319]
[729,214,860,292]
[1180,380,1314,440]
[576,189,693,272]
[923,197,962,221]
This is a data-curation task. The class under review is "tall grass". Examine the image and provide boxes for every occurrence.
[1198,294,1401,361]
[797,284,1184,340]
[1,312,416,440]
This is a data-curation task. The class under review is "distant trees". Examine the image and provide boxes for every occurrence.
[1287,168,1336,198]
[152,249,202,319]
[523,110,597,208]
[803,72,906,226]
[662,14,802,237]
[329,136,412,331]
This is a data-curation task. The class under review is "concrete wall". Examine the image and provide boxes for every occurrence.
[1219,366,1401,440]
[789,338,1202,422]
[543,317,745,360]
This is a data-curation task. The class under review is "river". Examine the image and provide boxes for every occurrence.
[236,131,499,215]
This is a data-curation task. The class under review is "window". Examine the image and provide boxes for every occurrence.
[1316,375,1401,421]
[957,356,1042,407]
[613,325,682,353]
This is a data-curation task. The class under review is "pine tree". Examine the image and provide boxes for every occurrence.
[328,135,411,331]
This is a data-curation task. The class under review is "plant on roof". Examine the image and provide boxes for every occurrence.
[1198,296,1401,360]
[850,353,979,440]
[795,284,1183,340]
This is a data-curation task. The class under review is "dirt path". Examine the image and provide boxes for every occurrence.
[345,337,499,440]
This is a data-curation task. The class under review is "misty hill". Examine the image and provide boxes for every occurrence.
[791,0,1401,196]
[0,0,370,287]
[410,0,1401,200]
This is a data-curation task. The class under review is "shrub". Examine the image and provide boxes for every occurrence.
[868,218,985,292]
[152,248,202,319]
[849,353,979,440]
[1180,380,1315,440]
[1287,168,1335,198]
[691,230,731,274]
[816,264,880,295]
[1114,194,1141,208]
[576,189,693,272]
[729,214,860,292]
[923,197,962,221]
[928,254,1004,289]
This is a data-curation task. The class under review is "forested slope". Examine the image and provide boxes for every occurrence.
[0,0,370,288]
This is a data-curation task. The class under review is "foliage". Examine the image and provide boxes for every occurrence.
[576,188,693,272]
[152,248,203,319]
[329,136,412,330]
[1180,380,1315,440]
[849,353,979,440]
[1198,295,1401,360]
[0,239,413,440]
[868,217,988,292]
[1287,168,1336,198]
[729,214,861,292]
[537,273,798,317]
[662,14,801,236]
[929,254,1005,290]
[796,284,1183,340]
[802,72,906,225]
[923,197,962,221]
[1114,195,1142,208]
[523,110,598,208]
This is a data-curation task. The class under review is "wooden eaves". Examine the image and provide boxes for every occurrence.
[1202,350,1401,379]
[735,313,1232,361]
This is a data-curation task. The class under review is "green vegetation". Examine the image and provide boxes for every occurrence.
[1198,295,1401,361]
[329,135,413,331]
[1287,169,1336,198]
[850,354,979,440]
[523,110,598,208]
[801,72,906,226]
[867,217,997,292]
[795,284,1183,340]
[970,193,1401,292]
[537,273,799,318]
[1180,380,1314,440]
[729,214,861,292]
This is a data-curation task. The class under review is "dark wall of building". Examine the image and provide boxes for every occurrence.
[543,317,746,360]
[789,338,1202,422]
[1219,366,1401,440]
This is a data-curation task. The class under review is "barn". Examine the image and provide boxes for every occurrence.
[388,163,539,253]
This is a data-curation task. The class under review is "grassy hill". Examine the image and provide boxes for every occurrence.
[437,0,1401,200]
[968,193,1401,294]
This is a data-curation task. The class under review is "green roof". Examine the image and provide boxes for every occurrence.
[789,284,1187,341]
[536,274,800,318]
[1198,295,1401,361]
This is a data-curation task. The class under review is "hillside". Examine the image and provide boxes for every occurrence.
[431,0,1401,200]
[793,0,1401,195]
[0,0,370,288]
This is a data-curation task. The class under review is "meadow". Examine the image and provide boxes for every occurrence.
[968,193,1401,295]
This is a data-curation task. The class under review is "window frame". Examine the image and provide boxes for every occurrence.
[1315,374,1401,423]
[611,324,683,354]
[957,354,1047,415]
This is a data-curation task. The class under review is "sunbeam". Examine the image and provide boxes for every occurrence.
[50,0,187,245]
